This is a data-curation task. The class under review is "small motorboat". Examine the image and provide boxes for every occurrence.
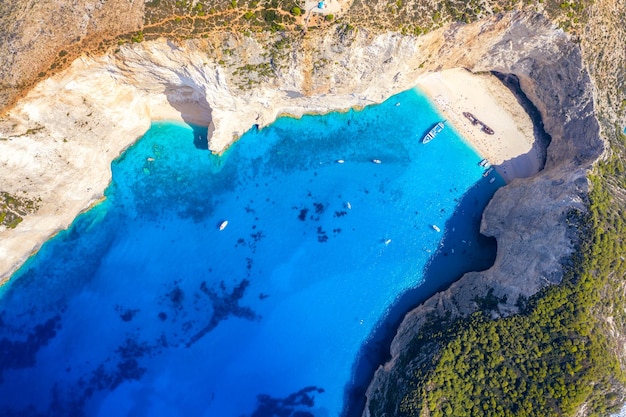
[372,159,382,164]
[219,220,229,231]
[336,159,345,164]
[422,121,445,144]
[432,225,441,232]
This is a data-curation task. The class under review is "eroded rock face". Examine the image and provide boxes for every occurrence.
[361,12,605,417]
[3,11,596,286]
[0,10,606,414]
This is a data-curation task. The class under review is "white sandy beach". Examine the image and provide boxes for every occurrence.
[0,37,545,284]
[416,68,543,183]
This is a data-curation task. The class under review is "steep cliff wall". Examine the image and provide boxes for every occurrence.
[361,12,609,417]
[0,6,614,415]
[0,11,530,279]
[2,10,600,286]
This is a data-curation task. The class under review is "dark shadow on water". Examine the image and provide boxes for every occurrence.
[191,125,209,150]
[341,176,501,417]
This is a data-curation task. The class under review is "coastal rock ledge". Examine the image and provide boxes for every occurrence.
[361,13,606,417]
[0,9,605,413]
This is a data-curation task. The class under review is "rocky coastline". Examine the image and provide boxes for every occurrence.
[360,12,607,417]
[1,11,600,281]
[0,7,613,416]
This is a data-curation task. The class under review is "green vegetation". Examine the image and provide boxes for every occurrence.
[386,131,626,417]
[232,62,274,88]
[0,192,40,229]
[131,31,144,43]
[116,0,591,55]
[345,0,590,36]
[1,0,618,414]
[139,0,301,39]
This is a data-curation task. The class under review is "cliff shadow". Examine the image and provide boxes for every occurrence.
[495,142,546,182]
[341,175,500,417]
[492,71,551,171]
[165,85,214,151]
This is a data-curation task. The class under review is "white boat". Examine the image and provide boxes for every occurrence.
[219,220,228,231]
[432,225,441,232]
[483,167,494,177]
[489,177,496,184]
[372,159,382,164]
[422,121,445,144]
[384,239,392,245]
[479,158,490,167]
[345,201,352,210]
[336,159,345,164]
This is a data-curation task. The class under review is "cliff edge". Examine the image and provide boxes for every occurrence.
[362,11,616,417]
[0,1,623,415]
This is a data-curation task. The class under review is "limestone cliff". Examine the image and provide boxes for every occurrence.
[0,11,599,283]
[361,12,609,416]
[0,1,623,416]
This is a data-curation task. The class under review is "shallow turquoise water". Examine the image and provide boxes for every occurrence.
[0,89,503,417]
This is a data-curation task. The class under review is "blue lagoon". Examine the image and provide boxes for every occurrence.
[0,89,504,417]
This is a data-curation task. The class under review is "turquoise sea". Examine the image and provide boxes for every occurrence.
[0,89,503,417]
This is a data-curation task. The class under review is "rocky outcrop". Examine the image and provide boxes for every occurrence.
[362,13,606,417]
[0,8,608,415]
[2,10,599,285]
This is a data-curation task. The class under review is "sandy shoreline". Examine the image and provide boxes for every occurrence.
[416,68,543,183]
[0,60,542,283]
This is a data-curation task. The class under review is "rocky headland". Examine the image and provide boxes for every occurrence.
[0,11,597,285]
[1,0,626,415]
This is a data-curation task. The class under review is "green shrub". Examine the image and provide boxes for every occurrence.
[395,153,626,417]
[131,31,144,43]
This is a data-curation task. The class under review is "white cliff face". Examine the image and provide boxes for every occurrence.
[0,27,442,281]
[0,10,604,318]
[0,60,154,281]
[0,9,611,414]
[83,33,428,152]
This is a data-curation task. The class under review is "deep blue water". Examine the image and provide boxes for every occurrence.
[0,89,504,417]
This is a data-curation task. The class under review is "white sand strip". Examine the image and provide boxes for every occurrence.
[0,64,541,283]
[416,68,543,183]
